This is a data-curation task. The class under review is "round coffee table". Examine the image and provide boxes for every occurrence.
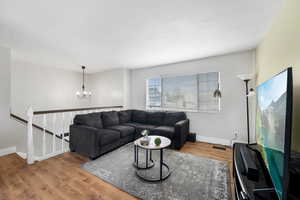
[134,136,171,182]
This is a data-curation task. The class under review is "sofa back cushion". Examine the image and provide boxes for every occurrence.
[147,111,165,126]
[132,110,147,124]
[163,112,187,126]
[118,110,132,124]
[73,112,103,129]
[102,111,120,128]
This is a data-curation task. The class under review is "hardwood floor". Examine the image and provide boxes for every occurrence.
[0,142,233,200]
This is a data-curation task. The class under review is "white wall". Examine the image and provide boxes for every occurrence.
[11,61,90,118]
[88,69,127,107]
[11,64,128,118]
[0,46,17,151]
[123,69,131,109]
[130,50,256,145]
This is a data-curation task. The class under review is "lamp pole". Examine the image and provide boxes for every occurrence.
[244,79,250,144]
[237,74,255,145]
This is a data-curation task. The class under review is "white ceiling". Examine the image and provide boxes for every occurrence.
[0,0,282,73]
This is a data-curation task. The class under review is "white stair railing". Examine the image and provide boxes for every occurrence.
[26,105,123,164]
[27,107,34,164]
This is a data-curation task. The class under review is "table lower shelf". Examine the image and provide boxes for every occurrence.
[133,161,155,170]
[136,162,171,182]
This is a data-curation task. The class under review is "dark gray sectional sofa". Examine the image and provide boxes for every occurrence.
[70,109,189,159]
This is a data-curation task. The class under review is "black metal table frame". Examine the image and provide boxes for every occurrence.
[133,145,154,169]
[133,144,171,182]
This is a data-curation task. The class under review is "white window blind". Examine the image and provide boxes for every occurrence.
[198,72,220,112]
[162,75,198,110]
[147,72,220,112]
[147,78,161,107]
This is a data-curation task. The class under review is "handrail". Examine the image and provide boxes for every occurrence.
[11,113,53,134]
[10,113,60,137]
[33,105,123,115]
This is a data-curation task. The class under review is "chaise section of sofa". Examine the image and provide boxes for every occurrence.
[69,109,190,159]
[151,111,189,149]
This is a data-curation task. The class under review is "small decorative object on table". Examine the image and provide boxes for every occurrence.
[140,130,150,146]
[154,137,161,146]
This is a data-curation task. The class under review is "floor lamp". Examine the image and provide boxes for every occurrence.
[237,74,255,144]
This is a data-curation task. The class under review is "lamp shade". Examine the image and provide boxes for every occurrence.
[237,74,254,81]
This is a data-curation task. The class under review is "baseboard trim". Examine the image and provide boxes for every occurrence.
[231,140,247,146]
[0,146,16,157]
[196,136,231,146]
[16,152,27,159]
[196,136,247,147]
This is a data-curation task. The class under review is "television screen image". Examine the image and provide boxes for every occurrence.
[256,68,292,200]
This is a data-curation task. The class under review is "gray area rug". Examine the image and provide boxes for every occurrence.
[81,143,230,200]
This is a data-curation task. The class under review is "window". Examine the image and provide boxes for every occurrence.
[146,72,220,112]
[147,78,161,107]
[162,75,198,110]
[198,72,220,112]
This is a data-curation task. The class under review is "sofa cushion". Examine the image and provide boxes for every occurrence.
[98,129,121,146]
[107,125,135,138]
[121,122,143,128]
[118,110,132,123]
[152,126,175,139]
[132,110,147,123]
[121,122,157,136]
[135,124,158,135]
[73,113,103,129]
[102,111,119,128]
[163,112,187,126]
[147,111,165,125]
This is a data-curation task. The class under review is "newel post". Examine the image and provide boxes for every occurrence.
[27,107,34,164]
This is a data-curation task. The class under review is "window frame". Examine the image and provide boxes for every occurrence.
[146,72,221,113]
[146,78,162,108]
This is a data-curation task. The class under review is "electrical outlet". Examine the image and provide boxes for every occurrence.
[232,131,238,141]
[234,132,238,140]
[230,132,238,146]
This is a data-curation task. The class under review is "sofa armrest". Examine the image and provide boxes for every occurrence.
[69,125,101,158]
[174,119,190,149]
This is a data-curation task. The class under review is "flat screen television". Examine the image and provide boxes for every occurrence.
[255,67,293,200]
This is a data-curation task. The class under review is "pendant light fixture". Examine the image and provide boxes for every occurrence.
[76,66,92,98]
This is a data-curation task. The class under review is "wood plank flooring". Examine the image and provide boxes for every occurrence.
[0,142,233,200]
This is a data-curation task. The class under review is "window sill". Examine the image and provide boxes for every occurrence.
[146,106,221,113]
